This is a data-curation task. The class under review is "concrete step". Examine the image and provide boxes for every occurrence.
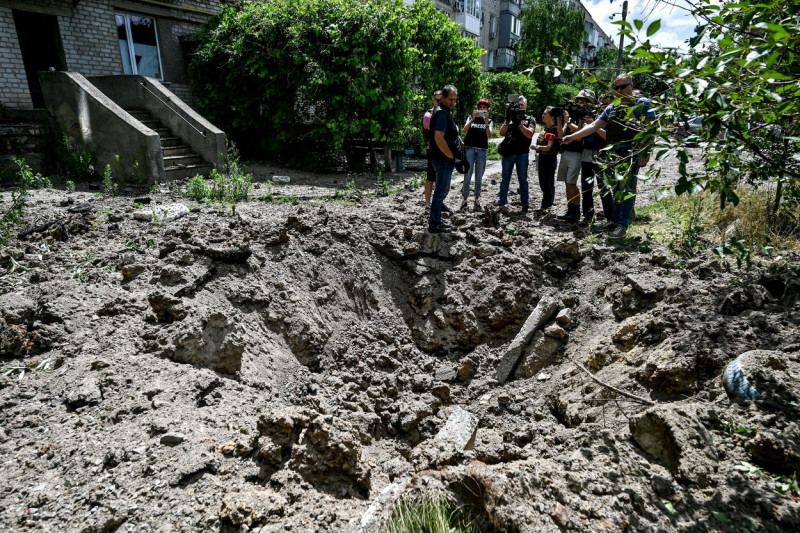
[164,163,213,181]
[164,154,204,167]
[160,137,182,148]
[140,119,163,130]
[162,146,192,157]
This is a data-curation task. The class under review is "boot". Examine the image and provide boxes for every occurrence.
[561,203,580,223]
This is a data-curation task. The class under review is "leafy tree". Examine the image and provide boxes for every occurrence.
[397,0,484,153]
[189,0,483,169]
[479,71,540,120]
[517,0,586,111]
[618,0,800,233]
[579,47,670,102]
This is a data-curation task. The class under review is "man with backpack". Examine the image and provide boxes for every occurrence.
[561,75,655,240]
[422,90,443,208]
[428,85,462,234]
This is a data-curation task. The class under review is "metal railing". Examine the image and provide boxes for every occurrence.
[138,79,207,137]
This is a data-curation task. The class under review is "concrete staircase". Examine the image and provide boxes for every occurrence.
[127,109,213,180]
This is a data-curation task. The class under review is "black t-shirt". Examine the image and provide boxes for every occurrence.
[428,106,460,160]
[507,115,534,154]
[536,124,560,156]
[464,117,490,149]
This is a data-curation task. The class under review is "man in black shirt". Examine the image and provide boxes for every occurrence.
[496,95,535,213]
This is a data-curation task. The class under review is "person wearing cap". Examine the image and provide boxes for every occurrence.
[460,98,492,211]
[561,74,656,240]
[554,89,596,223]
[572,89,607,222]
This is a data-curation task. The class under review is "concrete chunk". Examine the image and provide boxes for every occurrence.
[495,295,559,383]
[433,407,479,451]
[410,407,480,470]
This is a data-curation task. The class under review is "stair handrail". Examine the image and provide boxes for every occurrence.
[138,79,207,137]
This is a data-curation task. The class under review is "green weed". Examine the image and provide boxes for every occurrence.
[387,495,478,533]
[103,163,118,197]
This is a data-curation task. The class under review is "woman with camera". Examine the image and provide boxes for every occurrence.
[460,98,492,211]
[533,106,560,213]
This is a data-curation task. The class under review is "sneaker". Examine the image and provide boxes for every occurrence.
[460,200,468,211]
[607,225,628,240]
[522,205,530,214]
[474,199,482,211]
[428,224,452,234]
[595,221,617,233]
[441,204,452,214]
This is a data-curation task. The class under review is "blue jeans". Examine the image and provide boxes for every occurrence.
[463,147,487,199]
[430,158,455,227]
[537,154,557,209]
[498,153,529,207]
[609,148,640,228]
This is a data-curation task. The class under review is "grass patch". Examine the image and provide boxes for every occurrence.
[631,185,800,268]
[387,495,478,533]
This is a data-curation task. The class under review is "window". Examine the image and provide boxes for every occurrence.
[116,13,163,78]
[510,15,520,36]
[465,0,481,18]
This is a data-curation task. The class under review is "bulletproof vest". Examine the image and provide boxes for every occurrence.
[604,103,643,144]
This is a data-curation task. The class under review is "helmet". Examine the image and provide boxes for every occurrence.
[477,98,490,108]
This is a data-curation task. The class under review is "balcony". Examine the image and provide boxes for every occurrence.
[500,0,521,17]
[454,11,481,36]
[496,47,516,69]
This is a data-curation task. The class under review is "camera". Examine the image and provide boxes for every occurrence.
[475,109,488,117]
[552,100,592,124]
[505,94,525,123]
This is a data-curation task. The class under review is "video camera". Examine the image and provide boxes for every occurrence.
[551,97,594,124]
[505,94,526,124]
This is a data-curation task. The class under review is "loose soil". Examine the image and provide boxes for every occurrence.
[1,151,798,533]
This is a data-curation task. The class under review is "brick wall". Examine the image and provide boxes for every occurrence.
[0,0,220,109]
[0,6,33,109]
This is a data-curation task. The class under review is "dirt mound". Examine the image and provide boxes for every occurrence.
[1,160,799,532]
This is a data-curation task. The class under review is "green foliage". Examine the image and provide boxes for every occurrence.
[480,72,541,117]
[618,0,800,223]
[517,0,586,111]
[1,158,37,246]
[66,180,76,193]
[189,0,482,168]
[387,496,478,533]
[52,132,96,182]
[183,142,251,210]
[186,175,208,202]
[578,47,671,102]
[103,163,118,197]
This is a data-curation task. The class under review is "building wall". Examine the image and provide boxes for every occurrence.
[0,0,219,110]
[0,5,30,108]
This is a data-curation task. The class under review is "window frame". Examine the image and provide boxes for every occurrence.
[115,12,165,80]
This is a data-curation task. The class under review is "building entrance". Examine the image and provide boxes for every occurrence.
[13,10,66,108]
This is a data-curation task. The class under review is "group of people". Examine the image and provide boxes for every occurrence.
[422,74,655,240]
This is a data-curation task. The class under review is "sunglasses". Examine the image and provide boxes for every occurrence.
[614,82,632,90]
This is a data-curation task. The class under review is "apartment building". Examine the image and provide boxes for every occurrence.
[410,0,614,72]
